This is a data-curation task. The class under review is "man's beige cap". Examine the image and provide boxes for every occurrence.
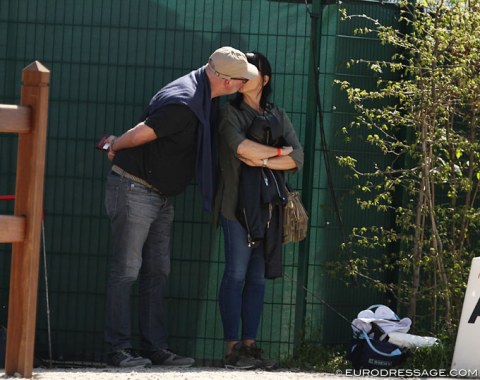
[208,46,258,80]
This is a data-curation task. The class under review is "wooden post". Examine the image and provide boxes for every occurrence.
[4,61,50,378]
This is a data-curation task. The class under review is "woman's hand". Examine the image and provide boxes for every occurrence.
[237,140,293,161]
[238,153,297,170]
[281,146,293,156]
[238,156,263,167]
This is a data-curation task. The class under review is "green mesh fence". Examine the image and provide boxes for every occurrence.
[303,1,401,346]
[0,0,399,366]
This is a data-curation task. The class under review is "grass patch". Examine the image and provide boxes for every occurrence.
[281,342,350,372]
[400,338,455,370]
[281,335,455,372]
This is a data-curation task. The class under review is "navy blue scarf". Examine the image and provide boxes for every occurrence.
[147,66,214,212]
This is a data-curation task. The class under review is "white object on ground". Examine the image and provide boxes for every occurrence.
[387,331,439,349]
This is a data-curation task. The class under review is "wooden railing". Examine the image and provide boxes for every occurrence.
[0,61,50,378]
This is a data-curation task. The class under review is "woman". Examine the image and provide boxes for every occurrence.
[214,52,304,369]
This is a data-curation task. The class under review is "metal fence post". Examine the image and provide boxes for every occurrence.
[293,0,324,354]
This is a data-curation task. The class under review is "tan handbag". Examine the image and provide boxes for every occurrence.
[282,187,309,244]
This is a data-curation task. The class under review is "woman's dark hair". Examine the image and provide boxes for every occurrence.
[231,51,273,111]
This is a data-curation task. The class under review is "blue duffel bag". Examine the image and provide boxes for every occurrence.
[347,305,409,369]
[348,329,407,369]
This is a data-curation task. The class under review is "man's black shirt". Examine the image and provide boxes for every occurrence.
[113,104,199,195]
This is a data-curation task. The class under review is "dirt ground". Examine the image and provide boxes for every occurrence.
[5,367,348,380]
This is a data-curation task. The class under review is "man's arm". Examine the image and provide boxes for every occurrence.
[106,122,157,161]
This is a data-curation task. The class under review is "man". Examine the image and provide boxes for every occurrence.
[102,47,258,368]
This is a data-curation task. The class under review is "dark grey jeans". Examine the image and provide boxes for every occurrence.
[104,172,174,353]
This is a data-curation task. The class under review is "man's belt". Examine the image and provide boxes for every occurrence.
[111,165,164,195]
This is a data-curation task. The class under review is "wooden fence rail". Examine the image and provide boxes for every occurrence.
[0,61,50,378]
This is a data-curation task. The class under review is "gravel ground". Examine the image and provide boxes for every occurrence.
[4,366,462,380]
[0,364,464,380]
[1,367,354,380]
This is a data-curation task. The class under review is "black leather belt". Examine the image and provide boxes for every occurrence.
[111,165,164,195]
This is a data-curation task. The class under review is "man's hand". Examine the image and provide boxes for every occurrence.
[106,135,117,161]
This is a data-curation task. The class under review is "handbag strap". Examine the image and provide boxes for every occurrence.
[367,304,401,321]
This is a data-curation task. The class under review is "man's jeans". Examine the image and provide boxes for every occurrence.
[218,216,266,341]
[104,172,174,352]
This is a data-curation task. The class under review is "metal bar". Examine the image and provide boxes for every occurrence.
[294,0,323,353]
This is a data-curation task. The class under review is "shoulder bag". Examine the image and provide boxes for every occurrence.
[282,185,309,244]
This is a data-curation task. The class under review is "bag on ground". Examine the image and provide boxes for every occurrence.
[347,305,409,369]
[348,329,407,369]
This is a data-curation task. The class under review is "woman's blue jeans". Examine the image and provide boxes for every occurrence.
[219,216,266,341]
[104,172,174,352]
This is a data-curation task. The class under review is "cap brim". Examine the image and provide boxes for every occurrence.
[243,62,259,80]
